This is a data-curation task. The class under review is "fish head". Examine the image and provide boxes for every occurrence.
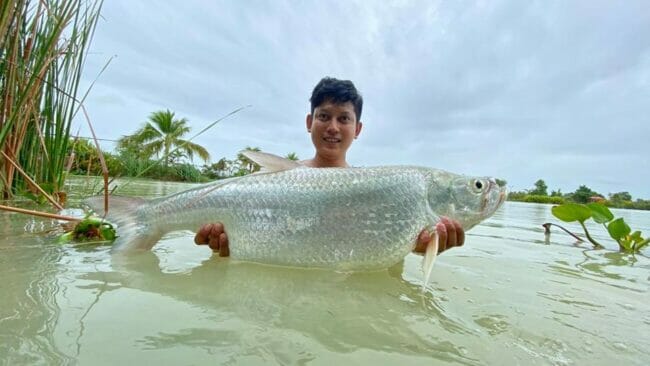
[429,175,507,230]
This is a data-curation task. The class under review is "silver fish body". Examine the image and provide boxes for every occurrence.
[92,165,505,272]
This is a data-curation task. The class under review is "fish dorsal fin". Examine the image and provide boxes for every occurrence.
[241,150,301,173]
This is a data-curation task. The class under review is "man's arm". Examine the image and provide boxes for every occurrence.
[194,217,465,256]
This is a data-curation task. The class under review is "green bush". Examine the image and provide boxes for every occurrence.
[175,164,208,183]
[522,195,565,204]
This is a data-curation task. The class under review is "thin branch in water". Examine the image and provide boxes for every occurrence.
[543,222,604,249]
[80,104,109,216]
[542,223,584,242]
[1,151,63,210]
[0,203,80,222]
[578,221,605,248]
[65,132,80,174]
[96,176,116,195]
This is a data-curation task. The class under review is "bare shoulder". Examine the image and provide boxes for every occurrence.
[298,159,314,167]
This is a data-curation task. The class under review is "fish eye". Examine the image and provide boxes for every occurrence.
[472,179,485,192]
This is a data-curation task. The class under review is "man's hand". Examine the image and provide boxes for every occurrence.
[413,217,465,255]
[194,223,230,257]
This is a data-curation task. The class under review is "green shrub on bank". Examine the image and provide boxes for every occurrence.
[520,195,566,204]
[175,164,209,183]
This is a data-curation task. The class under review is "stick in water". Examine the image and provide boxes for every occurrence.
[0,204,80,222]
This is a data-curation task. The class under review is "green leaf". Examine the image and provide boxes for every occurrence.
[99,223,116,241]
[630,231,643,244]
[634,239,650,251]
[57,232,74,244]
[587,203,614,223]
[607,218,631,241]
[552,203,592,223]
[619,238,633,252]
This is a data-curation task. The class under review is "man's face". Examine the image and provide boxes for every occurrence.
[306,101,362,162]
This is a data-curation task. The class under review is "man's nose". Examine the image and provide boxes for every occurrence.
[326,120,340,133]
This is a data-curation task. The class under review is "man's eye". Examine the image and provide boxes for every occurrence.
[317,114,328,120]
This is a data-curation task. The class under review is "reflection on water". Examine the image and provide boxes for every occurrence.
[64,175,198,200]
[1,179,649,365]
[84,253,478,365]
[0,237,74,365]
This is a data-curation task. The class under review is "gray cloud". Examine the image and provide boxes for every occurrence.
[77,0,650,198]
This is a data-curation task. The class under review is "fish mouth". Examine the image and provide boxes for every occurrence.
[498,188,507,206]
[481,179,507,214]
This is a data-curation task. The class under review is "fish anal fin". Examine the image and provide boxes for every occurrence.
[422,231,439,291]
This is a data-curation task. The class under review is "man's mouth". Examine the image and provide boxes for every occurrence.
[323,137,341,143]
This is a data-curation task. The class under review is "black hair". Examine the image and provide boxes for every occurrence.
[309,77,363,121]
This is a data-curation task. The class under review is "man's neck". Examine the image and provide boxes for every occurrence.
[303,154,349,168]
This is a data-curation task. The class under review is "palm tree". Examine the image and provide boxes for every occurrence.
[126,110,210,168]
[285,152,299,161]
[202,157,230,179]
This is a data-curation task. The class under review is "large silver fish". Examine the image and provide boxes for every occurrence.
[86,151,506,285]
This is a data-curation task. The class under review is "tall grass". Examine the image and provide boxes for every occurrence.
[0,0,102,199]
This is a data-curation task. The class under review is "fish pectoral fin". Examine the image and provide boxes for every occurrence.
[240,150,302,173]
[421,231,439,291]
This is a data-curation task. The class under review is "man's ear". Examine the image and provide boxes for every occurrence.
[355,121,363,138]
[306,114,313,132]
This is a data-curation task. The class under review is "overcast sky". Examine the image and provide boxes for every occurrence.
[76,0,650,198]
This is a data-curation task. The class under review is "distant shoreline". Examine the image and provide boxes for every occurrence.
[507,194,650,211]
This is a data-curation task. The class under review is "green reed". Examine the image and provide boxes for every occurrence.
[0,0,102,199]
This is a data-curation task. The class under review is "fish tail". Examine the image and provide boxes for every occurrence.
[422,231,439,291]
[84,196,163,252]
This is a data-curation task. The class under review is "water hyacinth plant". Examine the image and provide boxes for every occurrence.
[58,215,115,244]
[545,203,649,253]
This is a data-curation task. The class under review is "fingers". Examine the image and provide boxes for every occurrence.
[194,222,230,257]
[218,232,229,257]
[442,217,456,252]
[437,217,466,254]
[194,223,212,244]
[208,235,220,251]
[414,230,431,253]
[436,221,448,254]
[453,220,465,247]
[210,222,224,238]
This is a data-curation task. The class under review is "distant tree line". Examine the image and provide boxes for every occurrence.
[507,179,650,211]
[69,139,299,183]
[67,110,300,183]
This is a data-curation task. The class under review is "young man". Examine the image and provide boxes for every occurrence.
[195,77,464,257]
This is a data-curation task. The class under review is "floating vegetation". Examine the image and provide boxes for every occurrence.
[544,203,649,253]
[58,215,115,244]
